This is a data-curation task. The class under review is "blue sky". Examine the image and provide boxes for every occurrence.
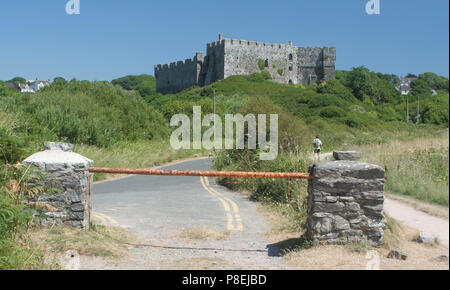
[0,0,448,81]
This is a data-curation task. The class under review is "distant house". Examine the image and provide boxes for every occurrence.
[397,76,418,95]
[6,78,51,93]
[29,79,51,92]
[18,83,35,93]
[4,83,20,90]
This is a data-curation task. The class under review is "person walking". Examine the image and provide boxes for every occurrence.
[312,136,322,162]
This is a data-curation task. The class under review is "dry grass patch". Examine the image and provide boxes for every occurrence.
[176,227,231,241]
[258,202,448,270]
[28,223,138,268]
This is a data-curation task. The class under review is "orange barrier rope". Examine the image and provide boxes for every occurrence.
[88,167,313,180]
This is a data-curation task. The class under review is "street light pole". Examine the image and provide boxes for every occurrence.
[213,89,216,130]
[406,95,409,123]
[416,95,420,124]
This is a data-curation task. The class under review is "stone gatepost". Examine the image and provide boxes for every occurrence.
[22,142,93,230]
[307,151,385,246]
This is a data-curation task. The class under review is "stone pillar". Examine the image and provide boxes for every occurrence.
[22,142,93,230]
[307,152,385,246]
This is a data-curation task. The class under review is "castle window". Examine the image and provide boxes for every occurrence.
[289,65,293,71]
[265,59,269,67]
[289,54,293,60]
[288,80,293,85]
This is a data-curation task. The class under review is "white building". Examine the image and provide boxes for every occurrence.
[28,79,51,92]
[16,79,51,93]
[397,76,418,95]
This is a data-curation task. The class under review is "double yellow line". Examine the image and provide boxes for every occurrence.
[92,211,120,226]
[200,176,243,231]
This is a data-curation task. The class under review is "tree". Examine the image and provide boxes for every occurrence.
[410,79,432,98]
[8,77,26,84]
[418,72,449,92]
[344,67,401,104]
[53,77,68,85]
[421,94,449,125]
[317,79,357,103]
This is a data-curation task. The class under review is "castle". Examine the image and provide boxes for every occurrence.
[155,34,336,94]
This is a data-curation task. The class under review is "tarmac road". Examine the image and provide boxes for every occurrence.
[91,158,291,270]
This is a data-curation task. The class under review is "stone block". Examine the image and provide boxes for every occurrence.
[22,143,93,230]
[333,151,361,161]
[307,160,385,246]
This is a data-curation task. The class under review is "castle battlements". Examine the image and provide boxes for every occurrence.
[155,34,336,94]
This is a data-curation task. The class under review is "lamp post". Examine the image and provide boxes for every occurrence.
[213,89,216,130]
[406,94,409,123]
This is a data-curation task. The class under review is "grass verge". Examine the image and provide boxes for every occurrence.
[354,132,449,206]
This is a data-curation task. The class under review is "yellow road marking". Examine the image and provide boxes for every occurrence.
[201,176,243,231]
[92,211,120,226]
[91,212,106,224]
[200,176,235,231]
[205,177,244,231]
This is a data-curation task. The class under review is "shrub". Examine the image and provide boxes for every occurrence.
[0,81,169,147]
[258,59,266,71]
[317,79,357,103]
[308,94,346,109]
[345,111,377,128]
[421,94,449,125]
[261,70,272,80]
[0,128,28,165]
[319,106,347,118]
[379,105,402,122]
[247,73,265,82]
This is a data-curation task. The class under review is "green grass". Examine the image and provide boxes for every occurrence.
[358,133,449,206]
[385,148,449,206]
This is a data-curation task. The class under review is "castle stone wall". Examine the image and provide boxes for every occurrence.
[155,54,203,94]
[222,39,299,84]
[155,35,336,93]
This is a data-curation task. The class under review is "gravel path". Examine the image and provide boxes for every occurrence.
[384,198,449,247]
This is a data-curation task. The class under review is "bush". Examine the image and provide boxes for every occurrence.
[261,70,272,80]
[379,105,402,122]
[345,111,377,128]
[308,94,346,108]
[0,81,170,147]
[258,59,266,71]
[317,79,357,103]
[421,94,449,125]
[0,164,45,269]
[247,73,265,82]
[319,106,347,118]
[0,128,28,165]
